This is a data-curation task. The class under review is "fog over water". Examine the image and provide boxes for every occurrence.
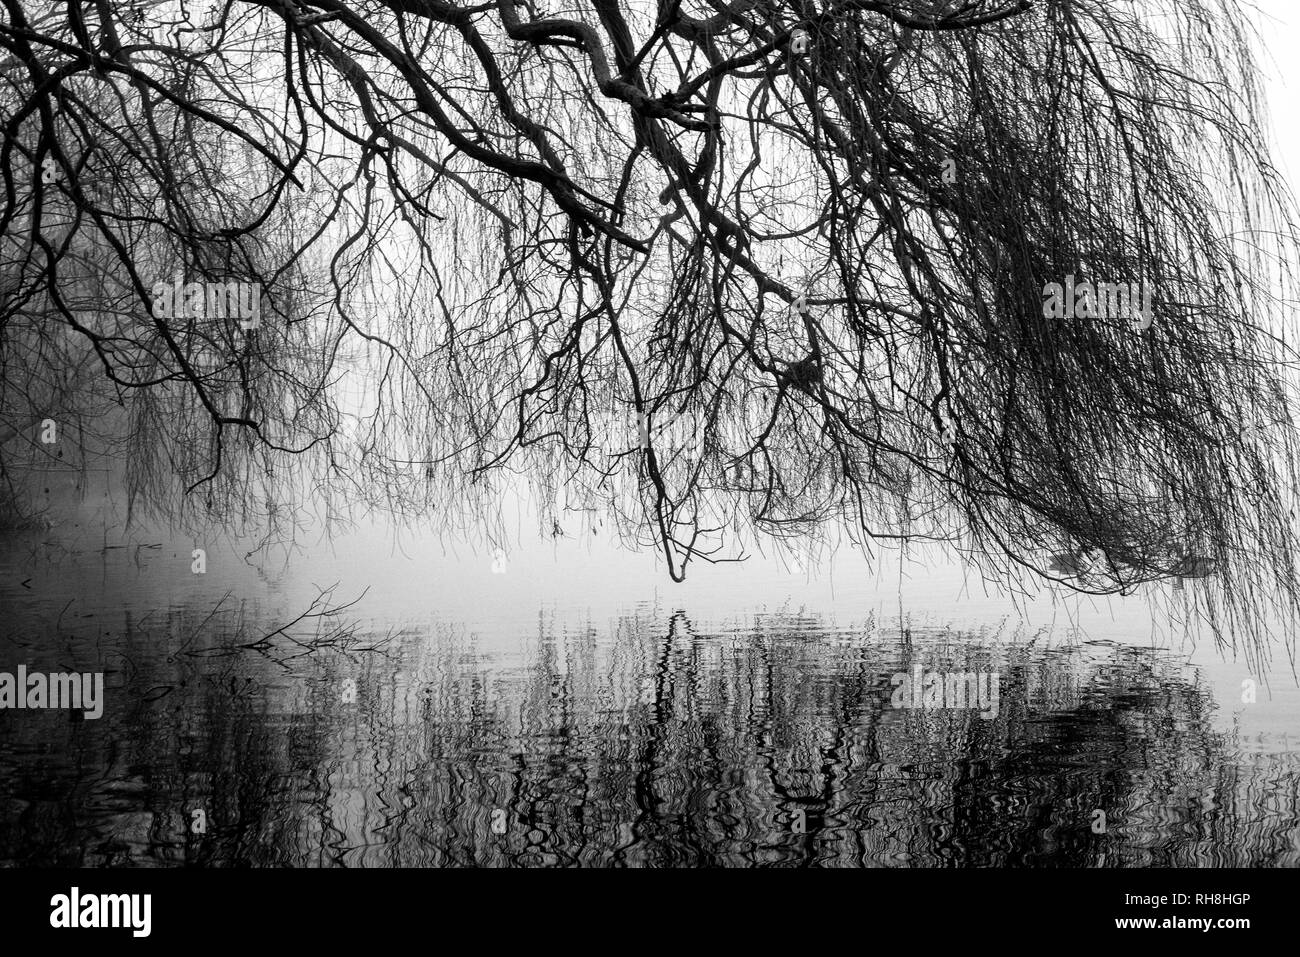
[1,465,1296,867]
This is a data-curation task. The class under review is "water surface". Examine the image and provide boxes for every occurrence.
[1,471,1297,867]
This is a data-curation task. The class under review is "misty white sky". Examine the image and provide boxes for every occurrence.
[1253,1,1300,195]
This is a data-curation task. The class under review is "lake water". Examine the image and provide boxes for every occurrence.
[1,467,1297,867]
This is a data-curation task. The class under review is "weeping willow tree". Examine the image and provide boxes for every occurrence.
[2,0,1298,657]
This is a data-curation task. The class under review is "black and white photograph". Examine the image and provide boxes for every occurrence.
[0,0,1295,940]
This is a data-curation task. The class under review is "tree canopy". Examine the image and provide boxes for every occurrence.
[3,0,1299,657]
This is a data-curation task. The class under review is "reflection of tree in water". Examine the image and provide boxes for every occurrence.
[2,611,1297,867]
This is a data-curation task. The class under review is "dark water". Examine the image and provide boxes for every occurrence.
[1,478,1298,867]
